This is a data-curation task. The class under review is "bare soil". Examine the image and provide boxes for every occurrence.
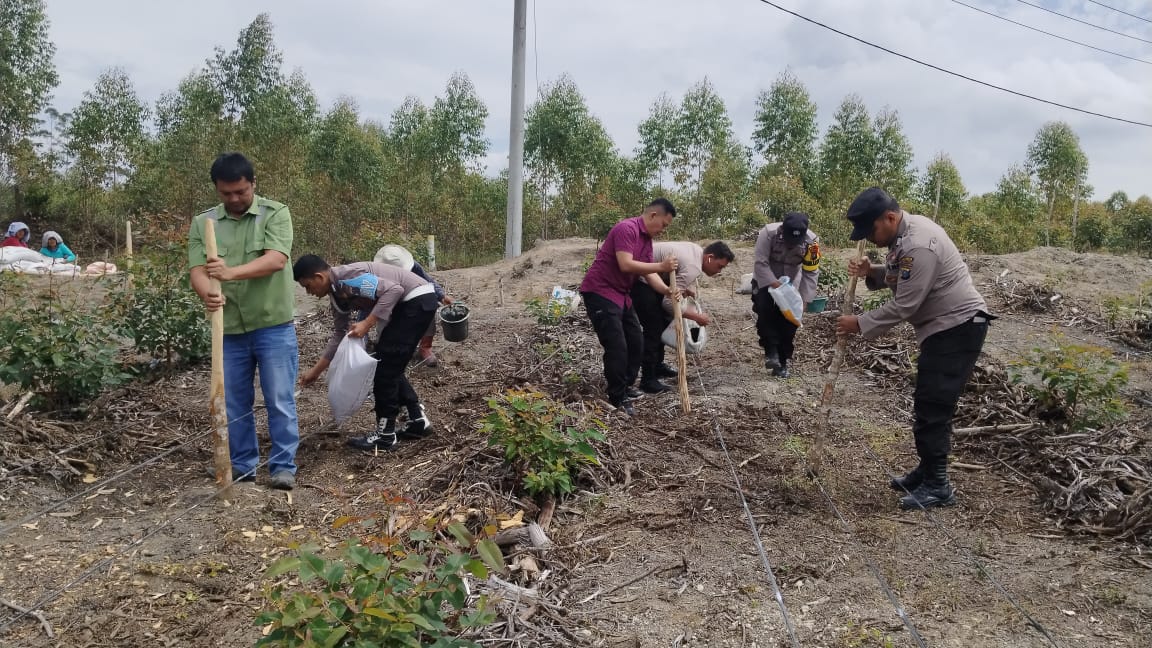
[1,240,1150,648]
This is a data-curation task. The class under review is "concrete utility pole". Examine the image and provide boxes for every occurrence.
[504,0,527,259]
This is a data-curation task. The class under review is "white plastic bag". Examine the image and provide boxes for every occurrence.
[549,285,580,314]
[768,276,804,327]
[660,298,708,353]
[327,335,377,424]
[735,272,754,295]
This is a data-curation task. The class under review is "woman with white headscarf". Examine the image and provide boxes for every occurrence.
[2,222,31,248]
[40,230,77,262]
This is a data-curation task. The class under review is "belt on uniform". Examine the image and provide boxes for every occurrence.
[402,283,436,302]
[971,310,996,324]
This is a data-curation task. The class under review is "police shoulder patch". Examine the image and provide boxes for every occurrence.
[899,256,914,280]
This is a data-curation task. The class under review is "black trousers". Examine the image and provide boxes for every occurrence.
[913,316,990,461]
[582,291,643,405]
[630,281,671,379]
[372,294,438,420]
[752,289,798,363]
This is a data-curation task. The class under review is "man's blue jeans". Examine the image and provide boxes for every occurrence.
[223,322,299,476]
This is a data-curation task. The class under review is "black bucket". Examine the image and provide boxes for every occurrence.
[439,303,470,342]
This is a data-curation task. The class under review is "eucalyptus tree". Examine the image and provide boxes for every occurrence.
[524,75,614,238]
[751,70,817,182]
[670,78,734,194]
[1025,121,1089,246]
[0,0,58,214]
[817,94,875,207]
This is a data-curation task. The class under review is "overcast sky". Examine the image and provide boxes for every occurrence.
[43,0,1152,199]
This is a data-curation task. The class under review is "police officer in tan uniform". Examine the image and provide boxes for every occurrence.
[752,211,821,378]
[836,187,992,509]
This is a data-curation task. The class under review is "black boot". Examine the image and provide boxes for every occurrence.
[771,360,790,378]
[399,403,434,440]
[764,349,781,370]
[655,363,678,379]
[889,462,925,492]
[348,417,398,452]
[899,459,956,509]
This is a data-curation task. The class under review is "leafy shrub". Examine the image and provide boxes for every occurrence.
[1009,337,1128,429]
[109,245,210,366]
[481,389,604,497]
[257,510,502,648]
[817,256,848,294]
[861,288,892,311]
[0,273,130,409]
[524,296,574,327]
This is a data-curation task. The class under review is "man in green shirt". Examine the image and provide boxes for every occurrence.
[188,152,300,490]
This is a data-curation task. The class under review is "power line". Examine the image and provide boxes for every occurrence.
[753,0,1152,128]
[1013,0,1152,44]
[688,359,800,646]
[950,0,1151,64]
[797,452,928,647]
[532,0,541,96]
[1085,0,1152,24]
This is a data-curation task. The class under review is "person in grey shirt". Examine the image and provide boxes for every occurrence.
[836,187,993,510]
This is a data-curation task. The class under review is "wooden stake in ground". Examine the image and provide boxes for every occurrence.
[125,220,134,291]
[203,219,232,501]
[669,269,691,414]
[809,239,867,475]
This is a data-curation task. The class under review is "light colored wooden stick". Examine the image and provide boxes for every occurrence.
[5,392,34,420]
[953,422,1037,435]
[809,239,867,475]
[669,270,691,414]
[204,218,232,501]
[125,220,134,292]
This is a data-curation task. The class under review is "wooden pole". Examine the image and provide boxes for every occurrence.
[125,220,134,292]
[669,270,691,414]
[808,239,867,475]
[204,218,232,500]
[427,234,437,270]
[1071,182,1080,248]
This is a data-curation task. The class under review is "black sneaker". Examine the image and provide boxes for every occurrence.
[399,404,434,440]
[655,363,679,379]
[640,378,671,394]
[205,465,256,482]
[771,362,790,378]
[898,483,957,510]
[764,351,781,370]
[614,400,636,417]
[625,386,645,400]
[347,418,399,452]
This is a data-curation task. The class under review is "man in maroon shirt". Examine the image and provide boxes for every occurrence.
[580,198,679,416]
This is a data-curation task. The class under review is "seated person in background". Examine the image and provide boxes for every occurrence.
[2,222,31,248]
[40,231,77,262]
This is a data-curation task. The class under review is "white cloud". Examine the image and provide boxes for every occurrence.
[43,0,1152,198]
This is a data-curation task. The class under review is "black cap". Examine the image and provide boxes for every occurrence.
[781,211,809,244]
[846,187,899,241]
